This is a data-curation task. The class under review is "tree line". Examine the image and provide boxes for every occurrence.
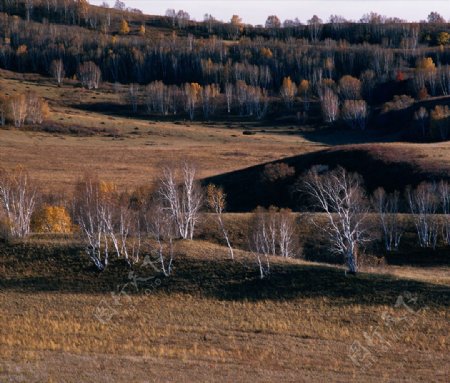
[0,164,449,277]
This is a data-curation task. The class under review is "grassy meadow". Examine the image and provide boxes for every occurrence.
[0,238,449,382]
[0,67,449,383]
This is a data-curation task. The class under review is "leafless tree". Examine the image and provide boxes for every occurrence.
[438,180,449,245]
[225,82,233,113]
[127,83,140,113]
[406,182,439,249]
[207,184,234,260]
[278,209,297,258]
[25,92,49,125]
[307,15,322,43]
[158,161,203,240]
[74,175,109,270]
[414,107,429,139]
[248,206,297,277]
[144,200,176,277]
[165,8,177,27]
[438,65,450,96]
[249,207,272,279]
[50,59,65,86]
[301,166,370,274]
[341,100,368,130]
[320,88,339,123]
[0,167,37,238]
[9,94,28,128]
[201,83,220,119]
[146,81,166,115]
[100,193,141,266]
[77,61,101,90]
[372,188,402,251]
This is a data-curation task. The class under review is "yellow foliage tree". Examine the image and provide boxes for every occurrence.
[31,205,72,234]
[184,82,202,120]
[260,47,273,59]
[416,57,436,71]
[298,79,310,96]
[280,76,297,110]
[430,105,450,141]
[138,24,146,36]
[119,20,130,35]
[437,32,450,46]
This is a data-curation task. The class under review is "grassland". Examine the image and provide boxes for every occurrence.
[3,69,449,198]
[0,70,325,193]
[1,68,449,382]
[0,238,449,382]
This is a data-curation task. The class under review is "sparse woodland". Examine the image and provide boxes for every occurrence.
[0,3,449,381]
[0,163,448,277]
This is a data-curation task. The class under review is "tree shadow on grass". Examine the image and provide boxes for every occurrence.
[1,242,448,308]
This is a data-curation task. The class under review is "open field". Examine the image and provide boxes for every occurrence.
[2,70,450,200]
[0,71,325,192]
[0,239,449,382]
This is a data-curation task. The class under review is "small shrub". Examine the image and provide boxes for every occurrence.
[31,205,73,234]
[262,162,295,182]
[382,95,414,113]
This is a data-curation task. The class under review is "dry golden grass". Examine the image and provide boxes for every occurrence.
[0,239,448,382]
[0,69,449,383]
[0,70,324,193]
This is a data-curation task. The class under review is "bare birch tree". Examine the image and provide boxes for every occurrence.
[75,176,141,270]
[127,83,140,113]
[0,166,37,238]
[248,206,297,278]
[158,162,203,240]
[225,82,233,113]
[74,175,109,270]
[438,180,449,245]
[301,166,370,274]
[278,208,297,258]
[77,61,101,90]
[320,88,339,123]
[50,59,65,86]
[342,100,368,130]
[372,188,402,251]
[25,92,49,125]
[9,94,28,128]
[249,207,272,279]
[144,200,176,277]
[406,182,439,249]
[207,184,234,260]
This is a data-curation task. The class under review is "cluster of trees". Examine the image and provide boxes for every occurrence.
[1,164,449,278]
[301,166,450,273]
[131,80,269,120]
[413,104,450,141]
[0,91,49,127]
[0,4,449,136]
[0,8,449,93]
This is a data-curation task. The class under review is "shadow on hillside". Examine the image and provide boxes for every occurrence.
[0,243,448,307]
[73,102,141,118]
[298,128,400,146]
[204,146,443,212]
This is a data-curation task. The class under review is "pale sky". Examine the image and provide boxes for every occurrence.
[90,1,450,25]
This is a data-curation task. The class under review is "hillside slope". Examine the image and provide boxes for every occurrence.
[204,142,450,211]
